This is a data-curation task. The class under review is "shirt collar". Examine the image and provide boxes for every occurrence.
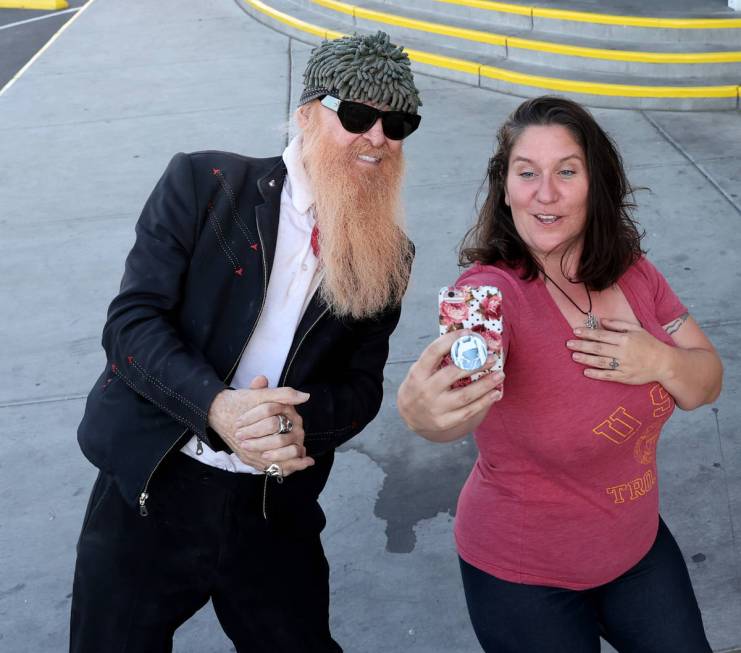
[281,135,314,215]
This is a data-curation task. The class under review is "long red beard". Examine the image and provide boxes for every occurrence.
[301,117,412,320]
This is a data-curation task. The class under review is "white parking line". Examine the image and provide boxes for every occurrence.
[0,7,79,31]
[0,0,95,98]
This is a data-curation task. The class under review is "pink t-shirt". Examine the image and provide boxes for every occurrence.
[454,257,687,590]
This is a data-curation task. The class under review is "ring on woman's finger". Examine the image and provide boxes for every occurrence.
[275,413,293,435]
[264,463,284,484]
[609,358,620,370]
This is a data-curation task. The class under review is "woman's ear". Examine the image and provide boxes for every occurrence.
[503,187,510,207]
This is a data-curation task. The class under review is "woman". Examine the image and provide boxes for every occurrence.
[397,96,722,652]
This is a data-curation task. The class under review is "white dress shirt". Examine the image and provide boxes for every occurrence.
[180,136,321,473]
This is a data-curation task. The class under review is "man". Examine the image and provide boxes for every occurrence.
[70,31,421,652]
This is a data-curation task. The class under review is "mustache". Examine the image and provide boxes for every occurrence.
[348,142,391,160]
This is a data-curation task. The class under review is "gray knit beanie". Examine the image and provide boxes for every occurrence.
[299,31,421,114]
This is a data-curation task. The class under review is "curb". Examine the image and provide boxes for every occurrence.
[240,0,741,109]
[0,0,69,8]
[428,0,741,29]
[313,0,741,65]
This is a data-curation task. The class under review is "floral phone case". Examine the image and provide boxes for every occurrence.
[438,285,504,389]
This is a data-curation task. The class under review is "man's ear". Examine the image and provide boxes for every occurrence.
[296,103,312,130]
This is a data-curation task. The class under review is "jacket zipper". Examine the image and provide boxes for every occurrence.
[138,428,188,516]
[261,307,330,519]
[137,207,270,517]
[262,469,285,519]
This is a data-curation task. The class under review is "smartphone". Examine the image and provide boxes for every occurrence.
[438,285,504,389]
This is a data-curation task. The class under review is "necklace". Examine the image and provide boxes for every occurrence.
[542,271,599,329]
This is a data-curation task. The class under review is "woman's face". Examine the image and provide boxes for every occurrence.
[504,124,589,263]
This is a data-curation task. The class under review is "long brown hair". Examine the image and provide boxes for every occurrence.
[459,96,643,290]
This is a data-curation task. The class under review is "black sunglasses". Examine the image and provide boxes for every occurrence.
[320,95,421,141]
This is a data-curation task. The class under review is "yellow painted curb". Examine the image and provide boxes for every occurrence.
[312,0,741,64]
[0,0,68,8]
[431,0,741,29]
[315,0,507,46]
[244,0,343,39]
[507,37,741,64]
[241,0,741,100]
[478,65,738,98]
[405,46,481,75]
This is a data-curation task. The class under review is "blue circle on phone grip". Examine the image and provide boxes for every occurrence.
[450,333,488,371]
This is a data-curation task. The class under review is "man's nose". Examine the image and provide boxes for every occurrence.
[363,118,386,148]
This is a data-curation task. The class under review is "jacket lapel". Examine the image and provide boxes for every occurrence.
[279,289,330,386]
[297,290,329,335]
[254,160,287,287]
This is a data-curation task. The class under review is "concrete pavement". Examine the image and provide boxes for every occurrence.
[0,0,739,651]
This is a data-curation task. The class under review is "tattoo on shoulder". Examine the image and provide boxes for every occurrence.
[664,312,690,335]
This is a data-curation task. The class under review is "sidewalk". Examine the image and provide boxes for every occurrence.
[0,0,739,651]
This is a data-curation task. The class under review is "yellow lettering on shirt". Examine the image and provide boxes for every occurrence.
[606,470,656,505]
[593,407,642,445]
[633,421,661,465]
[650,383,673,418]
[606,485,628,504]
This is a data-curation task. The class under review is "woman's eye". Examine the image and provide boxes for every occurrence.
[559,169,576,177]
[519,171,535,179]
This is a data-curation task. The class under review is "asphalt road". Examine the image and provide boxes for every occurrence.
[0,1,87,91]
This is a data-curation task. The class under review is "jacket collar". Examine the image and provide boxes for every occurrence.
[255,158,288,284]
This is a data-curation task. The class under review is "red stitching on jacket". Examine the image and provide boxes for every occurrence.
[212,170,257,244]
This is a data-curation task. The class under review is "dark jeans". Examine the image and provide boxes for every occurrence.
[70,453,342,653]
[460,518,711,653]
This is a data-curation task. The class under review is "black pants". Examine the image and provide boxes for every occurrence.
[70,453,342,653]
[460,518,712,653]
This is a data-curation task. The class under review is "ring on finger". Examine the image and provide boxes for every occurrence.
[275,413,293,435]
[609,358,620,370]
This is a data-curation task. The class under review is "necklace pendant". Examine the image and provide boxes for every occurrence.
[585,313,599,330]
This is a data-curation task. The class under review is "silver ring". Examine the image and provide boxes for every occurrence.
[264,463,284,482]
[277,414,293,435]
[609,358,620,370]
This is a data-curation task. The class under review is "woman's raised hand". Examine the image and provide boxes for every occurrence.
[566,319,670,386]
[397,330,504,442]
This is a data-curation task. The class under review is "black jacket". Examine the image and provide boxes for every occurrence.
[78,151,406,526]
